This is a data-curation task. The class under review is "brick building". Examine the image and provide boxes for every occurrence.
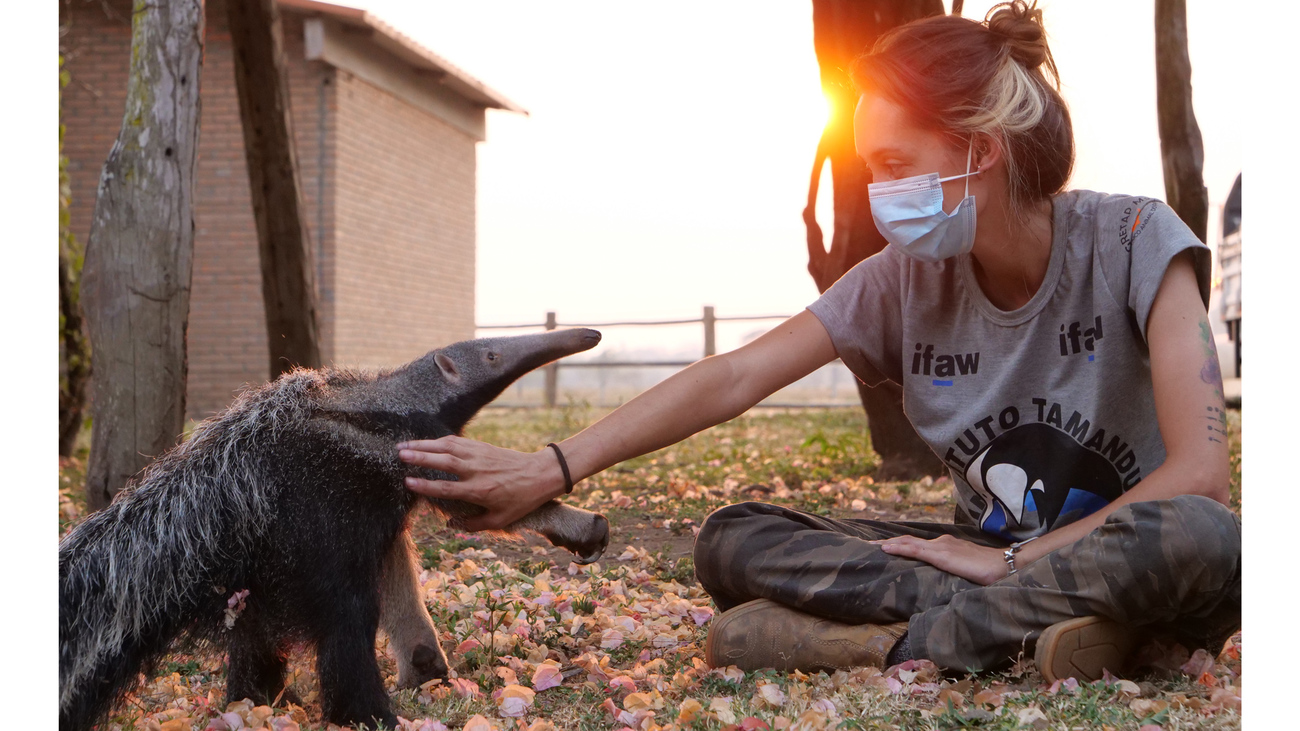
[60,0,522,418]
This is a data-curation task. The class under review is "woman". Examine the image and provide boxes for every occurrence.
[397,1,1240,682]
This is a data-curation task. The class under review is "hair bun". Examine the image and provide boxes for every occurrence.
[986,1,1051,72]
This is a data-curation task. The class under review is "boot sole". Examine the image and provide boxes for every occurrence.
[1035,616,1137,683]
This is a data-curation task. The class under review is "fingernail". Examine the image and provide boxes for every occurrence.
[396,442,409,449]
[399,450,413,460]
[404,476,418,487]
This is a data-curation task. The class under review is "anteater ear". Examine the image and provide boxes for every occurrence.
[435,353,461,383]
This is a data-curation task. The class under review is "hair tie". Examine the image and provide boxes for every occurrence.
[546,443,574,494]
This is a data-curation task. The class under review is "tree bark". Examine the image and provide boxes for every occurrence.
[81,0,204,510]
[1154,0,1207,242]
[227,0,321,376]
[806,0,947,480]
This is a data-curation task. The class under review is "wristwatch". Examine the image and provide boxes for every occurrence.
[1003,536,1039,576]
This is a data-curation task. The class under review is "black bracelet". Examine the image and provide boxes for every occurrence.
[546,443,574,494]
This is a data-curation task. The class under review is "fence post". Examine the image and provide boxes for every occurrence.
[544,311,558,407]
[703,305,716,358]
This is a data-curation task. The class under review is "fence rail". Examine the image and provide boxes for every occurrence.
[476,307,796,406]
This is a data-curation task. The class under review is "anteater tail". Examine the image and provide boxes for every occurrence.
[58,371,329,731]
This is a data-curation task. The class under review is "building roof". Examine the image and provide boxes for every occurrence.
[279,0,526,114]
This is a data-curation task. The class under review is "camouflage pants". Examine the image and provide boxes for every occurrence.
[692,495,1241,672]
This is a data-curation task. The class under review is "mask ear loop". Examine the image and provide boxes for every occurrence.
[963,139,973,199]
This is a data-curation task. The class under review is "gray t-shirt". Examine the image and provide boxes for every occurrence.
[807,190,1211,541]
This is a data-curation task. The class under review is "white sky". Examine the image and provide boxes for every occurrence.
[347,0,1240,350]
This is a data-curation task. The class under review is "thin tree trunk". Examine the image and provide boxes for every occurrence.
[806,0,947,480]
[227,0,321,376]
[81,0,204,511]
[59,57,91,457]
[59,247,91,457]
[1154,0,1207,242]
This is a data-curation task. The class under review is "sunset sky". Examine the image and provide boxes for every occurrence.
[344,0,1240,354]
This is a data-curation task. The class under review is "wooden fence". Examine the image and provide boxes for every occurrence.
[477,306,800,407]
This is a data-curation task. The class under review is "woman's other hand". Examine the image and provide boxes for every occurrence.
[397,435,566,532]
[872,534,1010,586]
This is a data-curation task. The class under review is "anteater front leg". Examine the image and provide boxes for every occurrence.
[380,530,449,688]
[507,501,610,564]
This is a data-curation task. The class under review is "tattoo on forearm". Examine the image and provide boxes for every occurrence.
[1199,322,1228,443]
[1205,406,1227,443]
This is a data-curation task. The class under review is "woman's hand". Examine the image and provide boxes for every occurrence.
[872,534,1010,586]
[397,436,566,532]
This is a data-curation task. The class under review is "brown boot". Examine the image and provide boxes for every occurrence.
[704,598,909,673]
[1034,616,1138,683]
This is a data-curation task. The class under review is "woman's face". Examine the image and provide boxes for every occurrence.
[853,92,979,213]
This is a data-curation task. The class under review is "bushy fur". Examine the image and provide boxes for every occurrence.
[59,331,608,730]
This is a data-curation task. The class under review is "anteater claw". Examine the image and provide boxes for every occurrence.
[569,514,610,565]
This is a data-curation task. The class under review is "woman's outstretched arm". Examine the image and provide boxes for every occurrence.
[398,310,839,530]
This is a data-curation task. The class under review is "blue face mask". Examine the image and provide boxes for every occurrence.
[867,143,979,263]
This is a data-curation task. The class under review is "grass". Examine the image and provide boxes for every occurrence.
[57,405,1243,731]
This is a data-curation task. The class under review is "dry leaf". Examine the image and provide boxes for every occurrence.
[1209,687,1242,712]
[936,688,964,708]
[1114,679,1141,699]
[1181,648,1215,677]
[1129,699,1169,717]
[1016,706,1049,728]
[810,698,836,715]
[600,698,620,719]
[267,717,301,731]
[624,692,655,712]
[789,709,831,731]
[717,665,745,684]
[601,629,625,649]
[494,684,536,718]
[756,682,787,707]
[710,697,737,725]
[448,677,482,699]
[689,606,715,626]
[462,715,498,731]
[677,699,704,723]
[531,663,564,691]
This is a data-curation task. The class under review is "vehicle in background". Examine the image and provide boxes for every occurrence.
[1217,173,1242,379]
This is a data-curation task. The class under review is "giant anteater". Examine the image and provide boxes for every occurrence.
[59,329,610,730]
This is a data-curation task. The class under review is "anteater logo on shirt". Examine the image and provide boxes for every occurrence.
[964,423,1125,539]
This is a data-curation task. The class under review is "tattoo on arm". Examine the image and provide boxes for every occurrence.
[1198,322,1228,443]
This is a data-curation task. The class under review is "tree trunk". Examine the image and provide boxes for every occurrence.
[59,57,91,457]
[1154,0,1207,242]
[81,0,204,511]
[806,0,947,480]
[227,0,321,376]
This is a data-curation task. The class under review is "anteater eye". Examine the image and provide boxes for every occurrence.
[487,352,499,362]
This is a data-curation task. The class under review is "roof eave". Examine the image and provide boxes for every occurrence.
[278,0,527,115]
